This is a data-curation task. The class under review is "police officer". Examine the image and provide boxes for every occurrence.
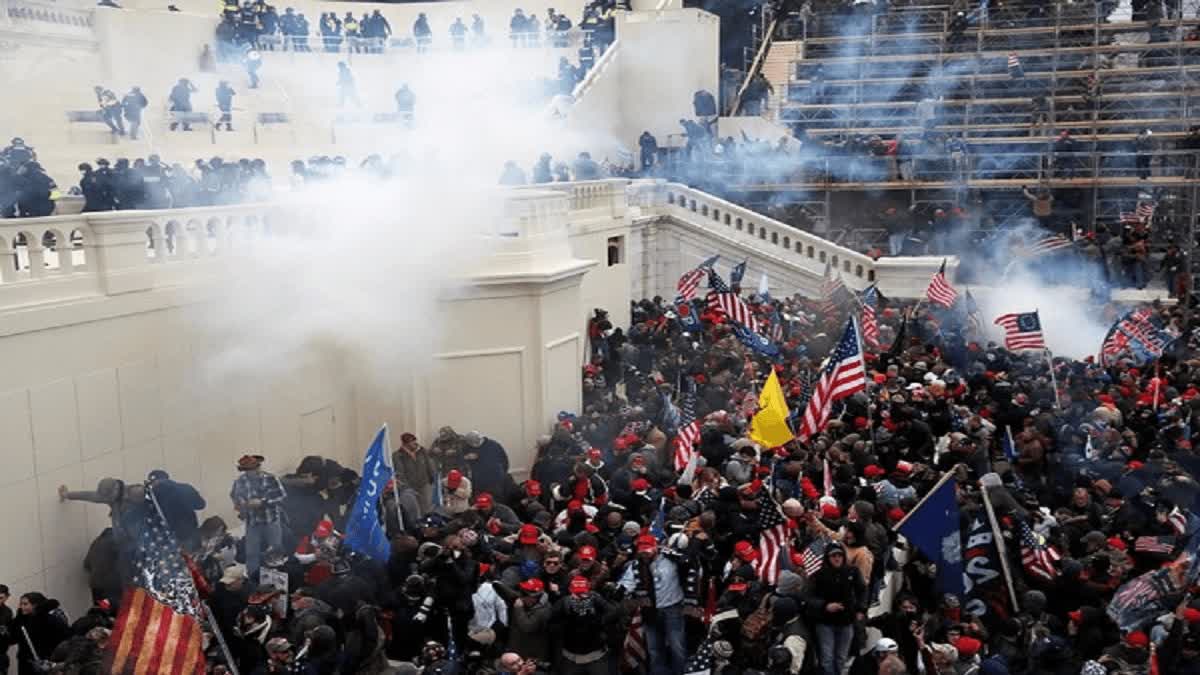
[121,87,147,140]
[243,47,262,89]
[215,80,236,131]
[78,163,102,212]
[15,161,56,217]
[93,159,116,211]
[142,155,170,209]
[394,84,415,123]
[0,138,35,168]
[168,78,197,131]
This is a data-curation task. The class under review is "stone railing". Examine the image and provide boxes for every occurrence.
[0,203,299,307]
[2,0,96,37]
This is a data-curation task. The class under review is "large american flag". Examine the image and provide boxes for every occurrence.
[926,259,958,308]
[799,536,831,576]
[621,613,647,672]
[672,379,703,472]
[819,259,849,316]
[683,638,715,675]
[860,285,880,350]
[1015,233,1073,259]
[1019,521,1061,582]
[1135,536,1176,555]
[798,318,867,440]
[754,490,791,585]
[994,311,1046,351]
[676,255,719,301]
[1101,308,1173,366]
[106,489,206,675]
[706,268,760,332]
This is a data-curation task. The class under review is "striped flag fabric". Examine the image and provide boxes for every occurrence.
[798,318,867,440]
[1008,51,1023,77]
[677,255,719,301]
[1138,199,1157,221]
[1108,566,1188,631]
[1134,536,1176,554]
[1168,506,1188,535]
[683,638,715,675]
[819,259,850,315]
[1019,521,1061,581]
[672,379,703,472]
[926,259,958,308]
[861,285,880,350]
[621,613,648,672]
[106,490,206,675]
[964,288,983,336]
[706,267,760,332]
[799,536,830,576]
[1015,233,1073,259]
[754,491,791,585]
[994,311,1047,351]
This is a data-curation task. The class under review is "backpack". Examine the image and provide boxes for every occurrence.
[741,594,773,642]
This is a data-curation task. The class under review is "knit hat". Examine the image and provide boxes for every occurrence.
[1080,662,1106,675]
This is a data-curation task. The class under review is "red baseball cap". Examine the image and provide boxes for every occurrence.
[519,578,545,593]
[1124,631,1149,648]
[1107,536,1127,551]
[631,478,651,493]
[569,576,590,595]
[313,519,334,538]
[577,545,598,561]
[1185,608,1200,624]
[518,524,540,545]
[734,541,758,562]
[567,499,584,513]
[739,479,763,495]
[587,448,603,461]
[524,479,542,497]
[821,503,842,520]
[474,493,493,510]
[952,636,981,658]
[1068,610,1083,623]
[636,534,658,553]
[446,470,464,489]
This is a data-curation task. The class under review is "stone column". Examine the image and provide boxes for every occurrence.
[84,212,156,295]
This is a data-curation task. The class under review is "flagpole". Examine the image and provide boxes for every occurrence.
[980,483,1022,614]
[851,313,878,451]
[146,485,240,675]
[891,470,956,532]
[1153,361,1161,410]
[385,423,404,533]
[1044,349,1061,410]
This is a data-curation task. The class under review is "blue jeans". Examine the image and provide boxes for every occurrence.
[244,519,282,578]
[643,604,686,675]
[888,233,907,256]
[816,623,853,675]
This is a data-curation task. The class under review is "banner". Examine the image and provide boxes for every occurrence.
[343,425,393,561]
[896,477,965,597]
[962,510,1008,622]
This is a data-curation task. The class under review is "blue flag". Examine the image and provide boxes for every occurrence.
[896,477,965,597]
[343,425,393,562]
[732,322,780,358]
[730,260,747,287]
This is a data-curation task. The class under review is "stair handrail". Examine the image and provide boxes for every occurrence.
[729,13,780,116]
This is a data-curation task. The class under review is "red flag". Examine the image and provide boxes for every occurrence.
[107,588,205,675]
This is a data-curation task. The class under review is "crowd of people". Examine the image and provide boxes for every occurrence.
[74,154,272,211]
[0,138,58,218]
[6,270,1200,675]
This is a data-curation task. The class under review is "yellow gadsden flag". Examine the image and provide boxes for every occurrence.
[749,370,794,449]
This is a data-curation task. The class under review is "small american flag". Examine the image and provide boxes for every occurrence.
[621,613,648,672]
[820,259,850,316]
[798,318,867,440]
[1168,507,1188,535]
[861,285,880,350]
[1008,52,1023,76]
[106,489,206,675]
[683,638,715,675]
[1134,536,1176,554]
[706,268,760,332]
[1137,199,1157,221]
[1015,233,1073,259]
[1019,521,1061,582]
[926,259,958,308]
[994,311,1047,351]
[672,379,703,472]
[754,490,791,585]
[800,536,831,576]
[677,255,719,301]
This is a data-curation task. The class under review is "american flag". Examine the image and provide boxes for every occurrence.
[621,613,647,672]
[798,318,867,440]
[964,288,983,336]
[1108,566,1187,632]
[1168,506,1189,535]
[1135,536,1176,554]
[1008,52,1022,75]
[677,255,719,301]
[799,536,831,576]
[754,490,791,585]
[1138,199,1157,221]
[1015,233,1073,259]
[819,259,850,316]
[672,379,703,472]
[926,259,958,308]
[106,489,206,675]
[1101,308,1172,366]
[1019,521,1061,582]
[683,638,715,675]
[861,285,880,350]
[994,311,1047,351]
[706,268,760,332]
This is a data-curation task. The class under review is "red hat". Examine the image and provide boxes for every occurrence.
[567,499,584,513]
[577,545,598,561]
[474,493,494,510]
[313,519,334,538]
[1068,610,1083,623]
[887,507,906,523]
[636,534,658,553]
[755,465,772,477]
[952,636,981,658]
[519,578,545,593]
[1127,460,1145,471]
[569,576,590,595]
[587,448,603,461]
[894,461,913,476]
[1184,608,1200,624]
[864,465,886,479]
[739,479,764,495]
[631,478,651,493]
[1124,631,1149,648]
[873,373,887,384]
[821,503,842,520]
[446,469,464,489]
[525,480,542,497]
[790,551,805,568]
[478,563,492,576]
[734,540,759,562]
[518,524,540,545]
[1107,536,1127,551]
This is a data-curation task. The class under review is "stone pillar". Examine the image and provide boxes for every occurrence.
[85,212,156,295]
[413,190,597,478]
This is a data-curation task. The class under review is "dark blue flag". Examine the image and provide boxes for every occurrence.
[343,425,393,561]
[732,322,780,358]
[730,260,747,287]
[896,477,965,597]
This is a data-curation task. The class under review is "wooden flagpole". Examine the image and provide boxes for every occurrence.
[891,469,956,532]
[980,485,1022,614]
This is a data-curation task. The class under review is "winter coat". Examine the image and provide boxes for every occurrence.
[507,593,552,661]
[466,438,510,497]
[807,555,865,626]
[152,478,206,544]
[12,599,70,672]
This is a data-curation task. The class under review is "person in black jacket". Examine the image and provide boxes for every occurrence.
[550,577,615,675]
[11,593,70,675]
[121,87,147,140]
[419,533,478,651]
[147,469,207,549]
[0,585,12,675]
[168,78,198,131]
[807,542,865,675]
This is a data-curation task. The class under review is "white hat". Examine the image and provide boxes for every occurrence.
[874,638,899,654]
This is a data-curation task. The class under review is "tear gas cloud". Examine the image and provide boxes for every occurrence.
[188,43,623,394]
